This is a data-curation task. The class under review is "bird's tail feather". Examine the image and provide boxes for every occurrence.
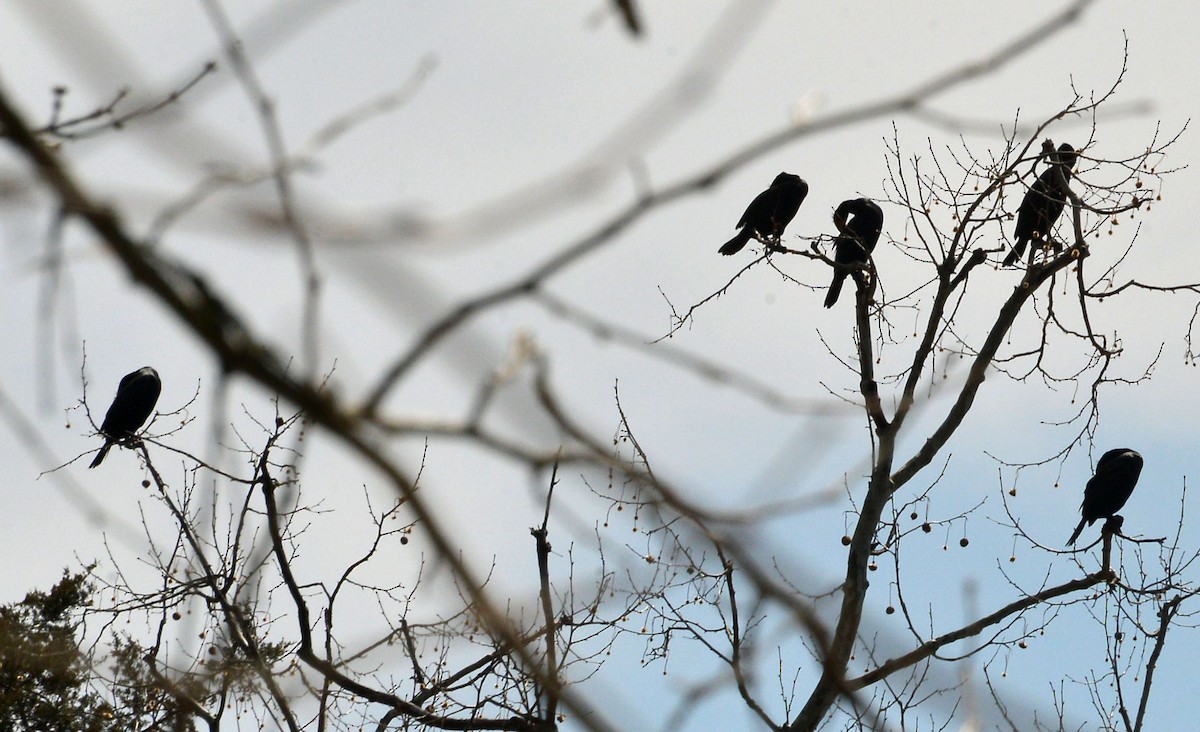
[89,441,112,469]
[1002,240,1026,268]
[824,273,846,309]
[1066,517,1087,546]
[719,229,753,256]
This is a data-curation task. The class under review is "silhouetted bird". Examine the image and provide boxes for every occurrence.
[89,366,162,468]
[719,172,808,255]
[824,198,884,309]
[1067,448,1143,545]
[1003,143,1079,267]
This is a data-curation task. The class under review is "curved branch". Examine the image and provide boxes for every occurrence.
[0,86,612,732]
[364,0,1099,414]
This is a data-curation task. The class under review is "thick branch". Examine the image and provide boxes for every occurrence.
[854,274,889,432]
[849,571,1110,689]
[0,86,608,732]
[531,464,560,724]
[893,246,988,430]
[890,249,1076,491]
[1133,594,1193,732]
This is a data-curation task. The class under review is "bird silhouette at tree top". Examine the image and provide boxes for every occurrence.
[1067,447,1143,546]
[718,172,808,255]
[824,197,884,309]
[89,366,162,468]
[1003,142,1078,267]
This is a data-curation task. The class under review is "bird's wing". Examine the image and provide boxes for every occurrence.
[736,188,779,231]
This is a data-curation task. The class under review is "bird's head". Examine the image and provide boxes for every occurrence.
[1054,143,1079,170]
[773,172,806,190]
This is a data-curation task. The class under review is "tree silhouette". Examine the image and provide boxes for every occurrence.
[3,2,1200,731]
[0,572,114,732]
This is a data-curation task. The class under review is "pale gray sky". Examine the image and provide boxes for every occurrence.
[0,2,1197,729]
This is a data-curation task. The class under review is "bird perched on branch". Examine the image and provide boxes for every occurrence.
[89,366,161,468]
[1003,143,1078,267]
[718,172,808,255]
[1067,448,1143,545]
[824,198,884,308]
